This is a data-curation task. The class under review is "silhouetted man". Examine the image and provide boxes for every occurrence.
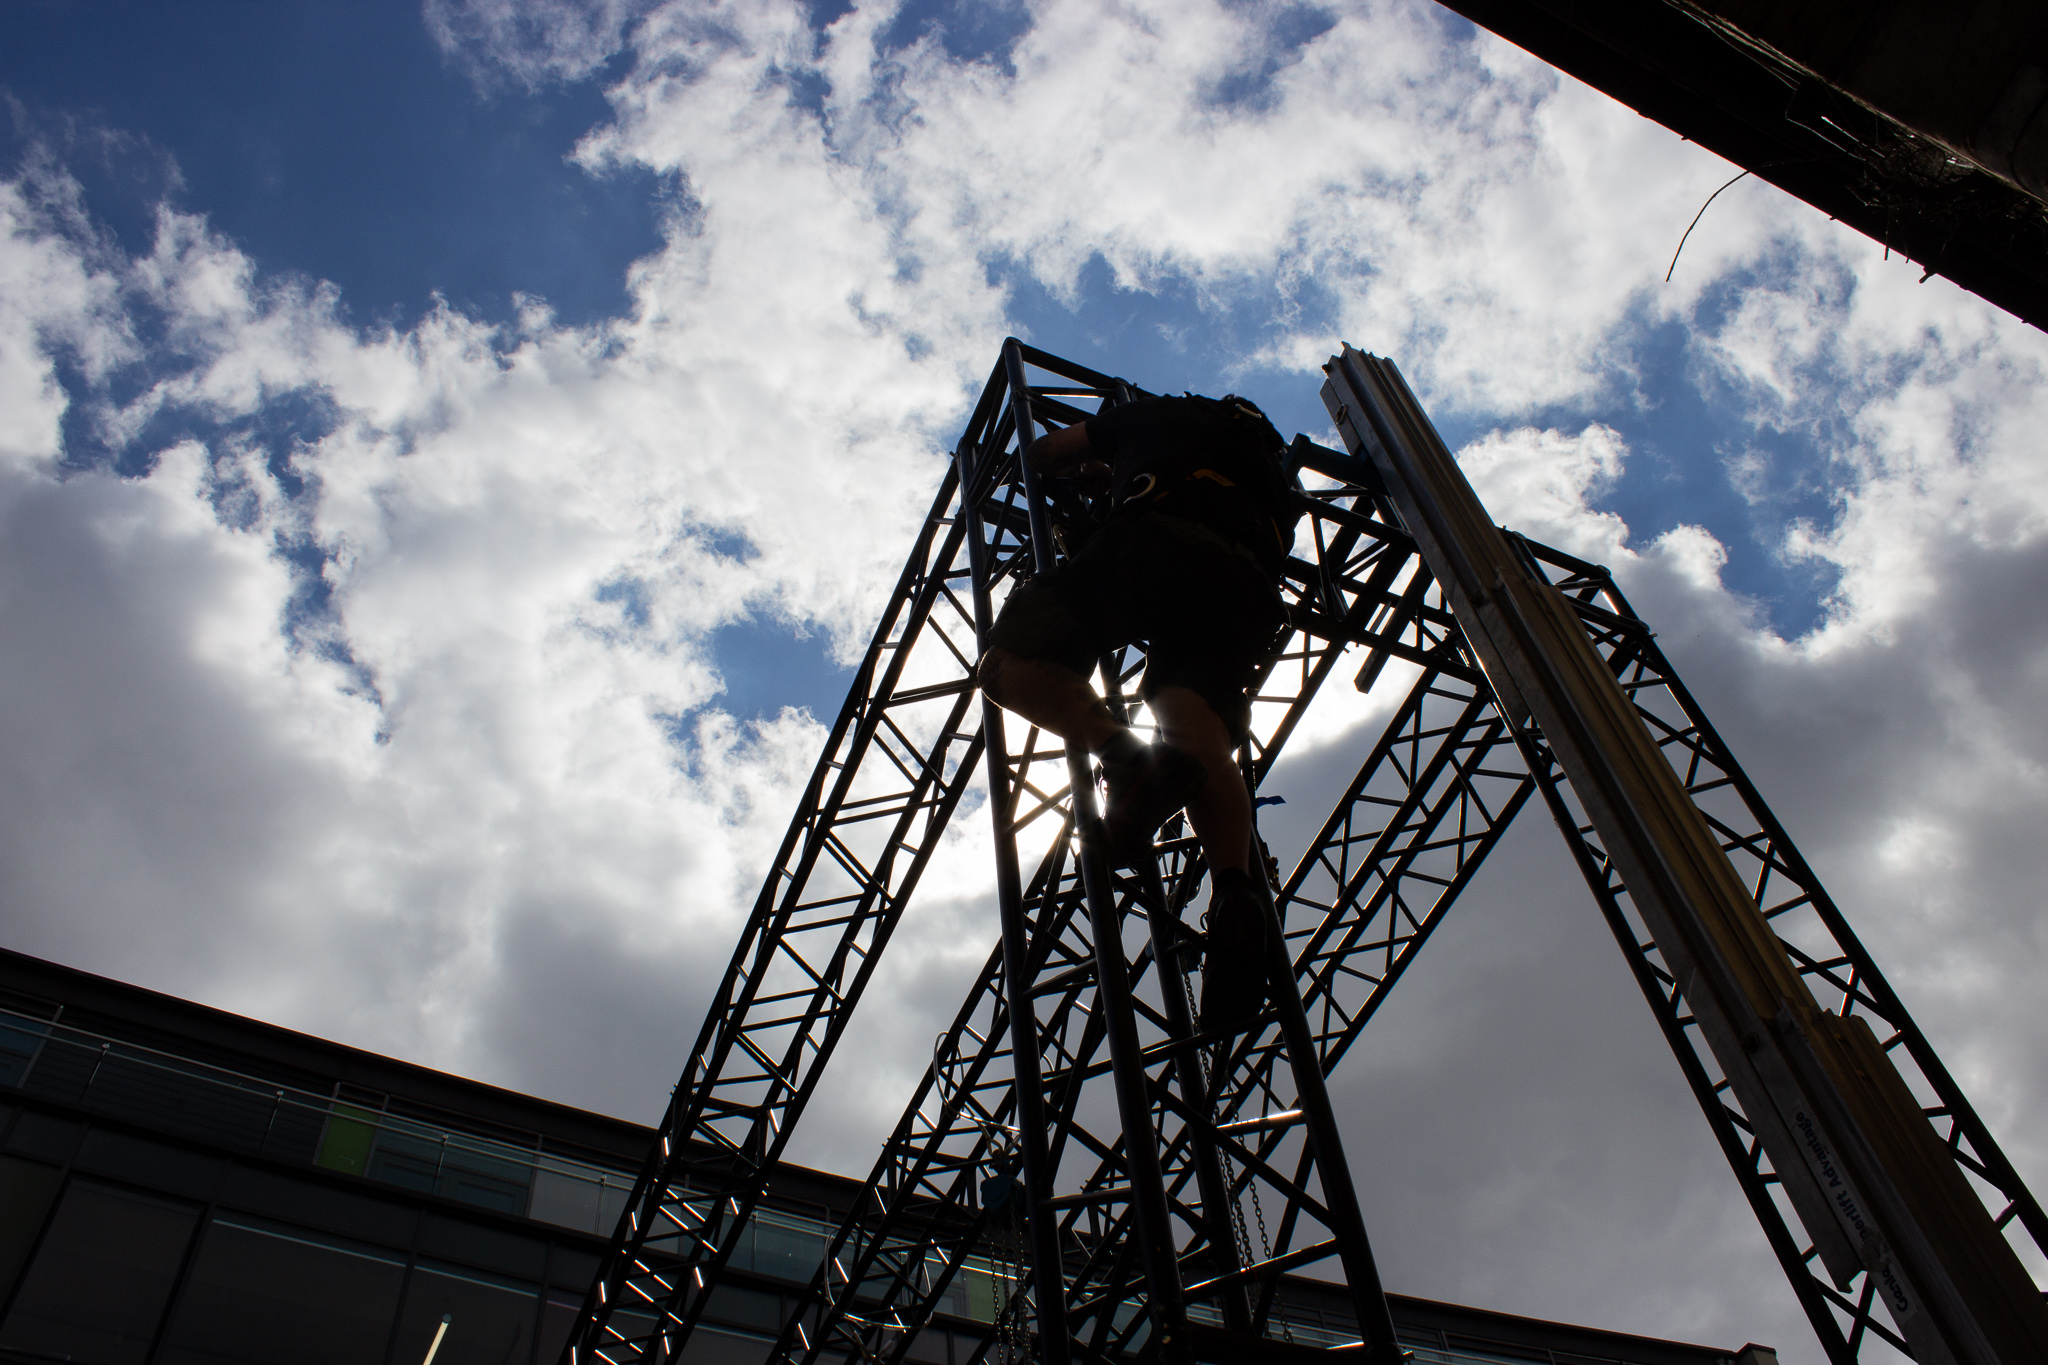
[978,393,1296,1032]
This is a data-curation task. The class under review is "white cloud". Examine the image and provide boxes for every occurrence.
[0,42,1002,1108]
[4,0,2047,1358]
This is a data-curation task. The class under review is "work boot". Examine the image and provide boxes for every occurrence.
[1097,737,1207,865]
[1201,869,1271,1036]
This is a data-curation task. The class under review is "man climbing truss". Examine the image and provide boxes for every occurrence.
[977,392,1299,1033]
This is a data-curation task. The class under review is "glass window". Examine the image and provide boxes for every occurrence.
[705,1283,780,1333]
[527,1167,601,1233]
[217,1165,417,1249]
[0,1178,199,1364]
[74,1129,222,1200]
[417,1213,546,1279]
[0,1019,50,1088]
[157,1213,406,1365]
[315,1104,381,1178]
[547,1244,600,1291]
[3,1111,82,1165]
[0,1155,63,1300]
[365,1131,532,1217]
[434,1142,531,1216]
[688,1326,775,1364]
[597,1178,630,1232]
[389,1259,538,1365]
[366,1128,444,1195]
[751,1212,823,1283]
[537,1293,581,1365]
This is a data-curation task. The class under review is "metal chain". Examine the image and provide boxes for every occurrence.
[1184,905,1260,1304]
[1006,1208,1034,1365]
[936,1021,1038,1365]
[1247,1180,1291,1344]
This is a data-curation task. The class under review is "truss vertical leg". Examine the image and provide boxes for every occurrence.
[1001,339,1197,1360]
[1243,853,1405,1365]
[1128,856,1252,1334]
[961,432,1075,1365]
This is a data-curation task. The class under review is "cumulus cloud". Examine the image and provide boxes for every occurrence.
[0,54,1001,1108]
[4,0,2047,1360]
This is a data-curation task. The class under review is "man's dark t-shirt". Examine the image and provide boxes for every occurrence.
[1083,395,1293,572]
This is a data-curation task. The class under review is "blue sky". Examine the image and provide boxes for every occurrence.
[9,0,1850,648]
[3,3,2045,1360]
[3,0,664,329]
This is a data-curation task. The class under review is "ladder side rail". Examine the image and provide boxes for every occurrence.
[963,406,1078,1365]
[1106,718,1254,1331]
[1246,843,1408,1363]
[1088,370,1250,1326]
[1324,343,2048,1365]
[1082,395,1256,1333]
[1002,336,1196,1354]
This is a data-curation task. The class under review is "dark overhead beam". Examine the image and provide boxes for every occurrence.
[1435,0,2048,330]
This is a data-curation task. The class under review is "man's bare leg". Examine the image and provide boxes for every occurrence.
[980,652,1250,875]
[980,648,1219,862]
[982,653,1265,1027]
[1149,685,1251,875]
[977,647,1126,754]
[1147,685,1270,1032]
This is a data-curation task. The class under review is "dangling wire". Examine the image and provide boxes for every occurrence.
[1665,169,1751,282]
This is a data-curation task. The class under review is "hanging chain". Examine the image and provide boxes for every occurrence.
[1183,904,1260,1301]
[999,1204,1034,1365]
[933,1026,1038,1365]
[1187,845,1302,1345]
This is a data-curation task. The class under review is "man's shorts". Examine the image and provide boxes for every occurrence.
[985,509,1285,745]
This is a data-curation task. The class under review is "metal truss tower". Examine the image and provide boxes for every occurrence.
[565,342,2048,1365]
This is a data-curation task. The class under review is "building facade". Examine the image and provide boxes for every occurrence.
[0,949,1766,1365]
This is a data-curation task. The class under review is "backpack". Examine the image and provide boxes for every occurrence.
[1138,393,1301,567]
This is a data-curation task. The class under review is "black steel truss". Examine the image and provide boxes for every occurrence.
[563,380,997,1360]
[732,345,1528,1365]
[1323,347,2048,1364]
[569,341,2046,1365]
[1507,538,2048,1363]
[945,343,1410,1363]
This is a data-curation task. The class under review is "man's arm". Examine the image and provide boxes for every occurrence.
[1024,422,1113,498]
[1023,421,1094,477]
